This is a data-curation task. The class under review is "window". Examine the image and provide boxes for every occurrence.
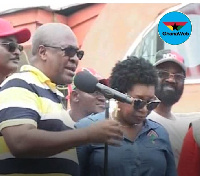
[126,3,200,83]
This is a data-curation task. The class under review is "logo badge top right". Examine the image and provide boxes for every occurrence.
[158,11,192,45]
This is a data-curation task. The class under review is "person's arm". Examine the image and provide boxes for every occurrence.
[178,127,200,176]
[2,119,122,158]
[0,77,122,158]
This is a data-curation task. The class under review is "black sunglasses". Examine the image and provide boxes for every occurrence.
[133,98,160,111]
[0,42,23,52]
[44,45,84,60]
[157,70,185,82]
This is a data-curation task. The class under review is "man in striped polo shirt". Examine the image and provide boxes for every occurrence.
[0,23,123,176]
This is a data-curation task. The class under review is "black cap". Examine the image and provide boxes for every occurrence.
[154,49,186,74]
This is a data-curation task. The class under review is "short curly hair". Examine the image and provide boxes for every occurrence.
[109,56,158,93]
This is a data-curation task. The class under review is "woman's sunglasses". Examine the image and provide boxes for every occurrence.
[0,42,23,52]
[43,45,84,60]
[133,98,160,111]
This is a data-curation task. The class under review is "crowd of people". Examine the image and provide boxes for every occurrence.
[0,17,199,176]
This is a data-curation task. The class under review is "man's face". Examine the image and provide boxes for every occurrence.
[42,32,80,85]
[0,36,21,76]
[72,89,106,116]
[155,62,185,106]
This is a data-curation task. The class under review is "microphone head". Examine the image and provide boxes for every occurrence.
[74,70,98,93]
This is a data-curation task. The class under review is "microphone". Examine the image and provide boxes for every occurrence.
[74,70,133,104]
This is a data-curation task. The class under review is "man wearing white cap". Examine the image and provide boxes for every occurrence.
[148,49,200,167]
[152,49,186,119]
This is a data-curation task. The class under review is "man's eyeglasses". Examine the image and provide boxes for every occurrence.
[133,97,160,111]
[43,45,84,60]
[157,70,185,82]
[0,42,23,52]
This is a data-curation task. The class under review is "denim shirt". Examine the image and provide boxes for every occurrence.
[75,112,177,176]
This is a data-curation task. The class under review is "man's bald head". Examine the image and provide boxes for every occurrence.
[30,22,80,85]
[32,23,77,56]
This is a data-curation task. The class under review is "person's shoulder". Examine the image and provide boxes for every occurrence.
[175,112,200,121]
[0,72,34,91]
[147,118,164,128]
[1,71,33,85]
[75,112,106,129]
[147,110,163,120]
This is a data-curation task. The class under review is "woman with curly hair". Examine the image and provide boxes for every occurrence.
[75,56,177,176]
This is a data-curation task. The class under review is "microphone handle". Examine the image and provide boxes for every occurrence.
[96,83,133,104]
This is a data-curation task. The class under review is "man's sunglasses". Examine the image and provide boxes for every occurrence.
[157,70,185,82]
[133,98,160,111]
[0,42,23,52]
[43,45,84,60]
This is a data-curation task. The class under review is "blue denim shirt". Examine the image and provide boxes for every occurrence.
[75,112,177,176]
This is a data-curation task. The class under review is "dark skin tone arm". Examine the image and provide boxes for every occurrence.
[2,119,123,158]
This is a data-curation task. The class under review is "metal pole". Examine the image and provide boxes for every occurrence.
[104,100,110,176]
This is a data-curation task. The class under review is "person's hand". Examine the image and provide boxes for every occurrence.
[85,119,123,146]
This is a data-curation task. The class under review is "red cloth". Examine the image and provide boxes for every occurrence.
[178,127,200,176]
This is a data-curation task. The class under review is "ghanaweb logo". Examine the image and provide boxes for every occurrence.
[158,11,192,45]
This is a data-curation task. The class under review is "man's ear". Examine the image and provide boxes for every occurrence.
[70,90,79,103]
[38,45,47,61]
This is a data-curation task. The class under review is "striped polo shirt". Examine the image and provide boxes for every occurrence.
[0,65,79,176]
